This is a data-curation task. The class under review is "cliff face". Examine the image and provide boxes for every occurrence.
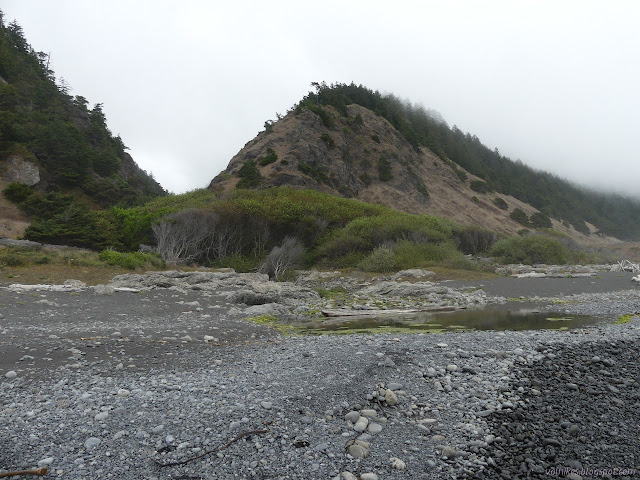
[209,104,583,239]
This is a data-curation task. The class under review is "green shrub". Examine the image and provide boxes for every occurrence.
[510,208,530,226]
[333,214,453,252]
[470,180,490,193]
[2,254,25,267]
[98,249,165,270]
[360,173,373,186]
[377,157,393,181]
[320,133,336,149]
[454,168,468,182]
[307,105,334,128]
[490,234,570,264]
[2,183,34,203]
[471,196,479,204]
[457,226,498,255]
[392,240,461,269]
[317,287,348,298]
[258,148,278,166]
[210,254,261,273]
[493,197,508,210]
[359,246,397,272]
[530,212,552,229]
[236,160,263,189]
[371,134,381,144]
[34,255,51,265]
[572,220,591,235]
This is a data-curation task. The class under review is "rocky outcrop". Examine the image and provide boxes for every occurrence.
[3,155,40,186]
[106,270,320,306]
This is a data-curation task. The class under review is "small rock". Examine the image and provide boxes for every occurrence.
[367,422,383,434]
[260,401,273,410]
[446,364,458,372]
[567,383,579,391]
[432,434,446,442]
[340,472,358,480]
[5,370,17,379]
[384,389,398,406]
[345,411,360,423]
[94,412,109,421]
[117,389,130,397]
[354,416,369,433]
[543,438,561,447]
[37,457,54,467]
[360,409,377,418]
[84,437,101,449]
[390,457,406,470]
[387,382,403,390]
[346,440,369,458]
[442,446,457,459]
[360,474,379,480]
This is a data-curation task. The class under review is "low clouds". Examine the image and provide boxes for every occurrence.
[3,1,638,197]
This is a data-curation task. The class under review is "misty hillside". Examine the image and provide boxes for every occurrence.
[210,82,640,242]
[0,12,164,243]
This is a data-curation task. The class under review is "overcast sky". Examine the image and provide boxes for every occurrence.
[3,1,639,196]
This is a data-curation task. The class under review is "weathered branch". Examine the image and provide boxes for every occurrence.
[155,428,269,468]
[0,468,48,478]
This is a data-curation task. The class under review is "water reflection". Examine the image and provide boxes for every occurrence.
[300,305,601,335]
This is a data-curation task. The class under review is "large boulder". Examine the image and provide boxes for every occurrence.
[4,155,40,186]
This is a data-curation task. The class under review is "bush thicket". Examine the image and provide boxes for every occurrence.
[490,234,570,265]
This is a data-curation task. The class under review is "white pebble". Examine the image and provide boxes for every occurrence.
[390,457,406,470]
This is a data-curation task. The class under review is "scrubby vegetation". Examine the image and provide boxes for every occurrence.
[1,185,605,276]
[490,234,570,265]
[47,186,587,273]
[98,249,165,270]
[493,197,508,210]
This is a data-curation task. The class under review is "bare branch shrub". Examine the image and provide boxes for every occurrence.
[258,236,304,280]
[153,209,222,264]
[457,226,498,255]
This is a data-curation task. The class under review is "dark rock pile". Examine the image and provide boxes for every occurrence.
[469,339,640,480]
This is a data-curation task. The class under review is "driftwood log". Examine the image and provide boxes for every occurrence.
[611,260,640,273]
[321,306,459,317]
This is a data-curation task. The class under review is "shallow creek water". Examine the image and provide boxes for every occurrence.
[299,303,603,335]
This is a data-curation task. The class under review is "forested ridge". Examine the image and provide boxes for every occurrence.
[0,11,164,247]
[296,83,640,240]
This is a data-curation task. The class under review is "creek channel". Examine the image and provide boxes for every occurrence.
[298,302,604,335]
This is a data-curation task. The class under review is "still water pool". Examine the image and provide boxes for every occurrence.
[299,305,602,335]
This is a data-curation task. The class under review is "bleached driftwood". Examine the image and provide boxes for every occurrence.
[610,260,640,273]
[321,306,459,317]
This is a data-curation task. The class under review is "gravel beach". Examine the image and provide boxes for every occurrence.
[0,270,638,479]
